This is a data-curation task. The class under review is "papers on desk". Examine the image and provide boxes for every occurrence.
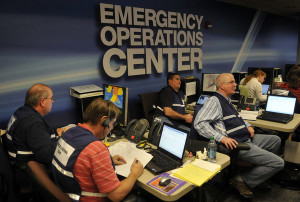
[239,110,259,120]
[108,141,153,177]
[174,159,221,186]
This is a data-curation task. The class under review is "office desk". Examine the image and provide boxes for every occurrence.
[107,138,230,201]
[247,113,300,134]
[247,114,300,164]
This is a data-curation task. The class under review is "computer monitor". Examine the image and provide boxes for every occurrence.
[201,73,220,92]
[180,77,200,104]
[261,84,270,95]
[103,83,129,126]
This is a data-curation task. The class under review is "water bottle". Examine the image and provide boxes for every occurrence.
[207,136,217,163]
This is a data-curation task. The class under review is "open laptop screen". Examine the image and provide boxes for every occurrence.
[261,84,269,95]
[266,95,296,115]
[158,124,188,159]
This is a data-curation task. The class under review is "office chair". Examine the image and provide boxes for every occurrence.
[139,91,159,125]
[238,85,250,106]
[0,130,19,202]
[26,161,71,202]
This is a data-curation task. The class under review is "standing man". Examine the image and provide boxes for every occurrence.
[5,83,63,191]
[52,98,144,201]
[155,73,193,130]
[193,73,284,199]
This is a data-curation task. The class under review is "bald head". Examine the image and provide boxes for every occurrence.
[215,73,237,98]
[25,84,51,107]
[215,73,233,90]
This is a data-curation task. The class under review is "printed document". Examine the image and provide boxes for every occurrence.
[108,141,153,177]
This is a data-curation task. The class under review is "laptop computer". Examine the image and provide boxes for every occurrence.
[146,123,189,174]
[261,84,270,95]
[197,94,210,105]
[257,95,297,124]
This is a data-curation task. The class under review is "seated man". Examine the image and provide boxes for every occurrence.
[155,72,193,130]
[193,73,284,199]
[51,98,144,201]
[4,83,65,191]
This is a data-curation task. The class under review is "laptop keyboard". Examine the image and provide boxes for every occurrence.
[257,112,292,123]
[149,150,177,166]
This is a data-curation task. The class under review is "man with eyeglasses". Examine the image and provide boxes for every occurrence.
[4,83,66,192]
[52,98,143,201]
[193,73,284,199]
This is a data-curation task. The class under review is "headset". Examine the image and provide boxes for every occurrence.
[101,101,112,128]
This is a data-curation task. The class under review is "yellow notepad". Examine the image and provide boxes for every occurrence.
[174,161,221,187]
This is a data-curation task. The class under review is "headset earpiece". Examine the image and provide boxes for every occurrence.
[102,117,110,128]
[102,102,111,128]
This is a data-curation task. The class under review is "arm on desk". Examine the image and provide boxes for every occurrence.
[107,158,143,201]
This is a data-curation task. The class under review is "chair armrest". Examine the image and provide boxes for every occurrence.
[236,142,250,151]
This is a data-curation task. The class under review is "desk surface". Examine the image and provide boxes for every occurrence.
[106,138,230,201]
[247,113,300,133]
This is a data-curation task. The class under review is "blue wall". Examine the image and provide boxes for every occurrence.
[0,0,298,128]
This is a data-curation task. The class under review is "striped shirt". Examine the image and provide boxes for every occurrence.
[280,83,300,103]
[73,141,120,202]
[193,92,251,142]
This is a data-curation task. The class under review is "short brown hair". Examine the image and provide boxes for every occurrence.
[83,98,120,125]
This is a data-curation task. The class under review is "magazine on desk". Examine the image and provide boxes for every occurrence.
[147,173,186,195]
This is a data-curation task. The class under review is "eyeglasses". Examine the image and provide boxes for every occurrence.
[222,81,236,85]
[44,97,55,101]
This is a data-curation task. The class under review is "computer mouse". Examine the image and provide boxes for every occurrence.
[159,176,171,186]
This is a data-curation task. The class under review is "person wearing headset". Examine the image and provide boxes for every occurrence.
[51,98,143,201]
[240,70,267,102]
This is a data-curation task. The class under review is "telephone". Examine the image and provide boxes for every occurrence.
[148,121,163,146]
[125,119,149,143]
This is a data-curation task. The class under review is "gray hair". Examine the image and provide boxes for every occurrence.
[24,83,51,107]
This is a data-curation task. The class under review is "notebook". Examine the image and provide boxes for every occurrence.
[145,123,189,174]
[197,94,210,105]
[261,84,270,95]
[257,95,296,124]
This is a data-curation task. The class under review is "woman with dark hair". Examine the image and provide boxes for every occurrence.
[280,66,300,102]
[240,70,267,102]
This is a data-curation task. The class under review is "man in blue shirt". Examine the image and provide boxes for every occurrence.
[155,73,193,130]
[194,73,284,199]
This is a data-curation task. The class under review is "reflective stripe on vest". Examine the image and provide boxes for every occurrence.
[52,159,74,178]
[223,114,236,120]
[8,151,16,158]
[67,193,80,201]
[6,133,12,141]
[173,103,185,107]
[227,125,246,134]
[17,151,33,155]
[82,191,107,197]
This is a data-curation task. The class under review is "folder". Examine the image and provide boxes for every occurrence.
[173,159,221,187]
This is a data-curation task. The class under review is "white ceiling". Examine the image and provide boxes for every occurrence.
[217,0,300,19]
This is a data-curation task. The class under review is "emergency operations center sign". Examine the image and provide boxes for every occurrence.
[100,3,204,78]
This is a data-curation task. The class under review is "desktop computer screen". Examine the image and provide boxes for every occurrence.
[103,83,129,127]
[201,73,220,92]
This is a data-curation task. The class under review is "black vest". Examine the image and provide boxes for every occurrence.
[5,105,56,163]
[52,126,114,201]
[215,93,250,142]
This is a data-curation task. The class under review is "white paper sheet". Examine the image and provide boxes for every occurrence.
[108,141,153,177]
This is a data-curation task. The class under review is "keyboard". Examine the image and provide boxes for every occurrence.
[257,113,293,124]
[149,150,177,166]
